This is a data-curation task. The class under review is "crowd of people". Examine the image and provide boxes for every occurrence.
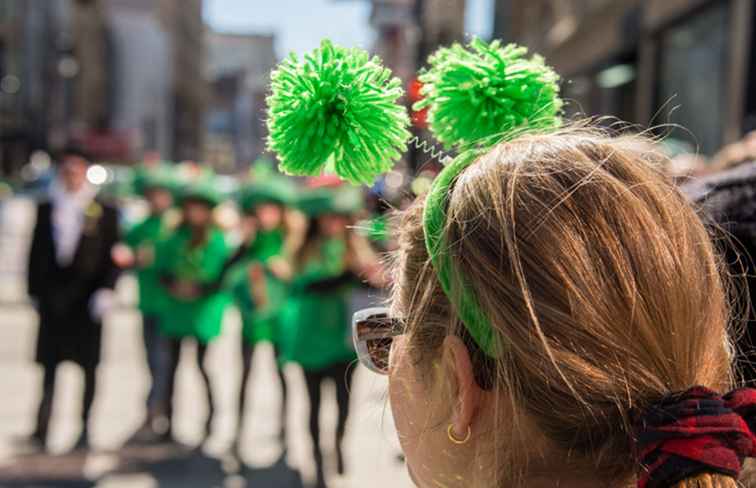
[23,145,387,488]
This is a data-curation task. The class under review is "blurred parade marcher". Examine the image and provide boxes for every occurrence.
[708,130,756,173]
[682,160,756,385]
[26,145,121,450]
[281,185,381,488]
[229,174,296,456]
[122,165,178,442]
[155,175,230,444]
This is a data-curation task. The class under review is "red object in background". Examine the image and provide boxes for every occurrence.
[142,150,162,166]
[73,129,137,161]
[307,174,344,188]
[408,78,428,129]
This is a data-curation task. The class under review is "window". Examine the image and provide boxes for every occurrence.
[657,3,730,155]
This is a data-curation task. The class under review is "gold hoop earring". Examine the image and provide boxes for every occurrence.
[447,424,472,445]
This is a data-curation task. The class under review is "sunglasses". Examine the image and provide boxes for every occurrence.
[352,307,405,375]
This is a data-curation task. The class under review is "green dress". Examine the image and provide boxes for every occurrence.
[281,237,356,371]
[156,226,230,343]
[125,214,169,316]
[230,228,289,344]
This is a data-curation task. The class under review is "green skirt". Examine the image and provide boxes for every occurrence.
[280,291,355,372]
[159,292,230,343]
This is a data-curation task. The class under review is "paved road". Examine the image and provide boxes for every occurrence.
[0,196,412,488]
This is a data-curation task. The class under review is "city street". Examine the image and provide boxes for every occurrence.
[0,212,412,488]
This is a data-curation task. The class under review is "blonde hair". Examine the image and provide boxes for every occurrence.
[391,128,738,487]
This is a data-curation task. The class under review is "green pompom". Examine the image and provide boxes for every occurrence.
[415,38,563,150]
[267,39,411,185]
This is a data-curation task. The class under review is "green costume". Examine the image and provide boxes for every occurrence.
[125,214,172,316]
[125,166,179,316]
[156,225,230,343]
[231,172,296,345]
[230,228,288,344]
[282,236,355,371]
[281,189,362,371]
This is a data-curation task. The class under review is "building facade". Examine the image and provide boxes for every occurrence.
[205,32,276,172]
[160,0,207,163]
[0,0,102,174]
[0,0,207,175]
[368,0,467,172]
[500,0,755,155]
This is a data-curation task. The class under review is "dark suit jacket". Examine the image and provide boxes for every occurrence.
[27,199,121,369]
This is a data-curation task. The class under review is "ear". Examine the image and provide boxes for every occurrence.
[442,335,483,439]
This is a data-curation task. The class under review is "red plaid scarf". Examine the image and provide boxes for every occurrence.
[635,386,756,488]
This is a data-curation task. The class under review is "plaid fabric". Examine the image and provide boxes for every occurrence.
[636,387,756,488]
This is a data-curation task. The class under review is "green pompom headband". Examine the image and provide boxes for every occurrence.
[266,38,563,358]
[417,39,562,357]
[423,150,499,355]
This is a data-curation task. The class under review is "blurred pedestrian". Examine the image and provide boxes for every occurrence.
[230,177,296,456]
[155,176,230,444]
[26,145,121,450]
[681,160,756,386]
[281,187,379,488]
[122,166,178,443]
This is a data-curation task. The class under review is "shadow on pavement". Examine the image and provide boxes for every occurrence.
[0,450,96,488]
[237,454,304,488]
[0,443,304,488]
[111,444,303,488]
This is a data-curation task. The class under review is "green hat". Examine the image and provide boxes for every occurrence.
[238,178,296,213]
[179,176,226,207]
[296,187,363,217]
[133,164,178,196]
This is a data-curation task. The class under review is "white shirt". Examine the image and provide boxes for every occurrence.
[49,180,98,267]
[49,180,115,321]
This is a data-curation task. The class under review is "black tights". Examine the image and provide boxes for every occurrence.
[35,362,96,440]
[239,343,288,441]
[164,339,214,436]
[303,362,356,481]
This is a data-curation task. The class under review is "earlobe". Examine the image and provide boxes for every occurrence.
[443,336,483,441]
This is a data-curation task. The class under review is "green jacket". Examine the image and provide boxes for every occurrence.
[125,214,170,316]
[230,228,289,344]
[281,237,356,371]
[156,225,230,343]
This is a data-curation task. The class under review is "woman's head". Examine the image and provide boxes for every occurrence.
[145,186,174,214]
[254,202,285,231]
[388,129,735,487]
[318,213,349,238]
[182,198,214,229]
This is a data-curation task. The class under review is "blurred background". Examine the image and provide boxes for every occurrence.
[0,0,755,487]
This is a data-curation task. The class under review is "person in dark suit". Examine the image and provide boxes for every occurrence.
[27,145,121,450]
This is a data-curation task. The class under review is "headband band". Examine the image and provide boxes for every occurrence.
[423,149,497,355]
[417,38,563,357]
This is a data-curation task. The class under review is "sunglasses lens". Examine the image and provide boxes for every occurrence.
[366,337,393,374]
[354,308,403,375]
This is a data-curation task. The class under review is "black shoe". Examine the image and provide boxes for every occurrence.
[314,451,328,488]
[230,438,242,460]
[127,422,162,445]
[336,445,345,475]
[203,407,215,441]
[314,467,328,488]
[19,431,47,453]
[72,428,89,451]
[278,425,288,453]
